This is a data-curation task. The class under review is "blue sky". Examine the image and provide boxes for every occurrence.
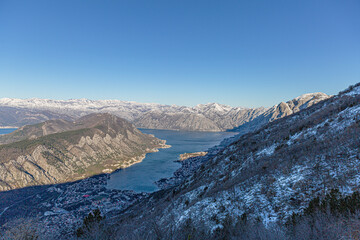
[0,0,359,107]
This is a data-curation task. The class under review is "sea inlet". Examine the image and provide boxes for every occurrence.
[107,129,236,192]
[0,128,236,193]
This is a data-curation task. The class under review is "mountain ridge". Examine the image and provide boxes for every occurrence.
[0,92,330,132]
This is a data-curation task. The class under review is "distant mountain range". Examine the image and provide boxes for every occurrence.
[0,113,167,191]
[0,93,330,132]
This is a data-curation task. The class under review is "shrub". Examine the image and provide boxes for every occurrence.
[76,208,106,238]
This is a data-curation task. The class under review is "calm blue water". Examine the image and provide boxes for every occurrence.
[107,129,236,192]
[0,128,236,193]
[0,128,17,135]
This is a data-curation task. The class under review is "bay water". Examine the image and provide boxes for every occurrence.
[0,128,17,135]
[0,128,236,193]
[107,129,236,192]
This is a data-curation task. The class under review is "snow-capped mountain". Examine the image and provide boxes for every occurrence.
[0,98,176,120]
[0,93,330,132]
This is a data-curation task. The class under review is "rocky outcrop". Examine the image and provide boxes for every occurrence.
[0,113,167,191]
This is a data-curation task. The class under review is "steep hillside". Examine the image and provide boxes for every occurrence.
[134,104,268,131]
[0,113,167,191]
[133,111,223,131]
[231,92,329,134]
[106,84,360,238]
[194,104,267,130]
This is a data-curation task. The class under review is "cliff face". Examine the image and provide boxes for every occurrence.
[0,113,167,191]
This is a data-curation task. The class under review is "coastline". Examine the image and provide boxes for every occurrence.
[103,141,171,174]
[178,151,207,161]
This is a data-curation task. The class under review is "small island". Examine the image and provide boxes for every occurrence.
[179,151,207,161]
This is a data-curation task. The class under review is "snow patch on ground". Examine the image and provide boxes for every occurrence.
[276,165,307,188]
[345,86,360,96]
[256,144,276,157]
[327,104,360,132]
[287,103,360,144]
[287,132,302,145]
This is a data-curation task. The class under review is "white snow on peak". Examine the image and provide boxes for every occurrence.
[0,98,250,121]
[293,92,329,101]
[194,103,246,113]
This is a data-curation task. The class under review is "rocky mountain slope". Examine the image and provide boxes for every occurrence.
[105,83,360,238]
[0,113,167,191]
[0,93,329,132]
[231,92,329,134]
[133,111,224,131]
[133,104,268,131]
